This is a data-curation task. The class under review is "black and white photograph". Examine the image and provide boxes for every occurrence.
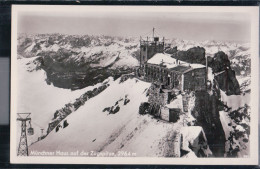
[10,5,259,164]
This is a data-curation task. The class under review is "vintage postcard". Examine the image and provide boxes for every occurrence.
[10,5,259,164]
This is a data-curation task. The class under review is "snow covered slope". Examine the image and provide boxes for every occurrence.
[16,57,106,146]
[29,78,189,157]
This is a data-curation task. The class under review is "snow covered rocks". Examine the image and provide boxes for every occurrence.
[47,82,110,134]
[180,126,212,158]
[103,95,131,114]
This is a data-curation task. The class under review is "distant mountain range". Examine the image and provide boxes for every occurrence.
[17,33,250,90]
[18,33,139,68]
[169,38,250,76]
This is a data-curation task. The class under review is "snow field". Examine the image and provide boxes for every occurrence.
[29,78,188,157]
[16,58,106,146]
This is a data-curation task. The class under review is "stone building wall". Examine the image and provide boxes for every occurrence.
[144,65,207,92]
[183,68,206,91]
[147,83,167,106]
[144,63,182,90]
[143,64,207,92]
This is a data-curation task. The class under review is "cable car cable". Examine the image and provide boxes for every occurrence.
[31,121,44,129]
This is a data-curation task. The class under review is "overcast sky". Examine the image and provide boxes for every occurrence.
[18,10,251,42]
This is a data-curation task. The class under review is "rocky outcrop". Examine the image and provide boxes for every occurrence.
[209,51,231,73]
[47,83,109,134]
[188,90,226,157]
[138,83,177,118]
[209,51,240,95]
[214,69,240,95]
[174,47,206,64]
[103,95,130,114]
[138,101,161,117]
[119,73,135,83]
[34,55,134,90]
[138,102,150,115]
[138,84,163,117]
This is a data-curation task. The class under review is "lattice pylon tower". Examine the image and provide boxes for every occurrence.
[18,120,28,156]
[17,113,31,156]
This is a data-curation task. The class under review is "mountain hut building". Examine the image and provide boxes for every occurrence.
[139,36,207,92]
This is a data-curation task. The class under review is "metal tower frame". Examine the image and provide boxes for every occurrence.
[17,113,31,156]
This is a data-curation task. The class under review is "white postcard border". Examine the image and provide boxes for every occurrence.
[10,5,259,165]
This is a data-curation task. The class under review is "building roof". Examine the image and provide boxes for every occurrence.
[147,53,205,73]
[170,65,192,73]
[147,53,183,69]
